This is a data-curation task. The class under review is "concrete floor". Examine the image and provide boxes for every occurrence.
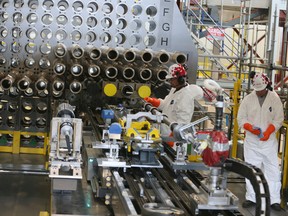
[228,181,288,216]
[0,174,50,216]
[0,153,49,216]
[0,153,287,216]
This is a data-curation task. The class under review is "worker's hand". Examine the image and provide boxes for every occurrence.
[243,123,261,136]
[166,132,174,147]
[144,97,160,107]
[260,124,275,141]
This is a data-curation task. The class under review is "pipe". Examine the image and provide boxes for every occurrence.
[70,63,83,76]
[36,102,48,114]
[39,58,51,69]
[17,75,32,91]
[123,49,137,62]
[70,44,84,59]
[53,61,66,75]
[154,67,168,81]
[171,52,187,64]
[122,66,135,80]
[155,50,170,64]
[102,64,118,79]
[139,68,152,81]
[54,43,67,58]
[116,62,136,80]
[101,46,119,61]
[22,116,32,127]
[141,49,153,63]
[82,60,101,78]
[69,80,82,94]
[24,57,36,68]
[52,77,65,93]
[87,64,101,78]
[0,71,16,90]
[35,74,48,92]
[85,45,101,60]
[11,57,20,68]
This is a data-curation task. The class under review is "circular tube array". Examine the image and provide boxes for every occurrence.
[122,67,135,80]
[70,63,83,76]
[17,76,31,91]
[88,65,101,77]
[71,45,84,59]
[140,68,152,81]
[1,74,16,90]
[124,49,136,62]
[157,51,170,64]
[53,61,66,75]
[86,46,101,60]
[141,50,153,63]
[69,80,82,94]
[156,68,168,81]
[172,52,187,64]
[105,66,118,79]
[35,76,48,92]
[52,78,65,93]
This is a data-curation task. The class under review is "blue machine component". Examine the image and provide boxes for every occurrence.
[101,110,114,120]
[109,123,122,135]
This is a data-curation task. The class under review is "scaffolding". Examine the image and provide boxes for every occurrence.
[180,0,288,91]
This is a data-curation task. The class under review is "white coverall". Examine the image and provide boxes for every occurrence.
[158,84,203,136]
[237,90,284,204]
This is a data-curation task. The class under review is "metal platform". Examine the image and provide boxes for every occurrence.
[0,152,286,216]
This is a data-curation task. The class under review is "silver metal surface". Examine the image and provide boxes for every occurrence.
[83,148,100,182]
[51,174,110,216]
[52,178,78,191]
[0,0,197,84]
[142,203,185,216]
[112,171,139,216]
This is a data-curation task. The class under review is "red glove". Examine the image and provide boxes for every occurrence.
[144,97,160,107]
[243,123,261,135]
[166,132,174,147]
[260,124,275,141]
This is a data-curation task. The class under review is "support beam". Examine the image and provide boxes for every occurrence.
[206,0,286,10]
[226,29,266,70]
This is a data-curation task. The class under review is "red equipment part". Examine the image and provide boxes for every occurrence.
[201,130,229,167]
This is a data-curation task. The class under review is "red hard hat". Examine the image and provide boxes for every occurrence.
[166,64,187,80]
[252,73,270,91]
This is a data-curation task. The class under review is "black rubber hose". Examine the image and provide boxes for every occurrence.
[65,134,71,154]
[223,158,270,216]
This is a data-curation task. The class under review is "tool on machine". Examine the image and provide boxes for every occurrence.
[49,103,83,190]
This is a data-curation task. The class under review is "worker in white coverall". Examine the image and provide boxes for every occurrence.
[144,64,203,147]
[237,72,284,211]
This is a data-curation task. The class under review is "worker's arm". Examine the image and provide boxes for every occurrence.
[270,93,284,131]
[237,96,249,128]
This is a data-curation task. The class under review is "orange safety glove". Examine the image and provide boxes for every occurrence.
[260,124,275,141]
[243,123,261,136]
[144,97,160,107]
[166,132,174,147]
